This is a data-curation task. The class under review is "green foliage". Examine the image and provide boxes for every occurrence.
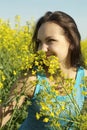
[0,17,87,130]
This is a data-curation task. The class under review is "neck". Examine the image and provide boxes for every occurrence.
[60,62,77,79]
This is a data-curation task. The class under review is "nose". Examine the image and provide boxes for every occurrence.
[39,43,48,52]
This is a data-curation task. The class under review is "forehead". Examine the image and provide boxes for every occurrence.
[37,22,64,39]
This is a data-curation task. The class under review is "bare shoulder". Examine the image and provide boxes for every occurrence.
[85,69,87,76]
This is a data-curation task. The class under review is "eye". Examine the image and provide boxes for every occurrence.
[47,39,56,44]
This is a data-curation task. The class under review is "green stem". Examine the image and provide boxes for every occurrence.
[61,80,81,114]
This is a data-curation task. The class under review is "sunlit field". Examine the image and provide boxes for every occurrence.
[0,16,87,130]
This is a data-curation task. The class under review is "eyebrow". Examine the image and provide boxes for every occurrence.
[37,36,55,41]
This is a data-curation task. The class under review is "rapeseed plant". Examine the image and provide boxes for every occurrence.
[0,17,87,130]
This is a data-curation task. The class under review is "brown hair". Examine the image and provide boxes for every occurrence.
[32,11,84,67]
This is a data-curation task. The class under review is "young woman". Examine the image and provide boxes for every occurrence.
[19,11,87,130]
[0,11,87,130]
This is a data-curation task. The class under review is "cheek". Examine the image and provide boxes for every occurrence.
[49,44,61,53]
[54,47,69,60]
[49,46,57,54]
[49,46,60,57]
[48,43,69,58]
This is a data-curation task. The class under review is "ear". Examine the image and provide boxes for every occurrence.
[69,44,74,50]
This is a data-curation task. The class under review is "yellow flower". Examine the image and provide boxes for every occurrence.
[0,99,2,103]
[2,75,6,81]
[55,122,60,127]
[35,61,39,66]
[32,70,36,75]
[36,112,40,120]
[24,73,27,76]
[49,75,54,81]
[15,15,21,22]
[82,91,87,96]
[40,102,50,111]
[61,105,65,110]
[13,70,16,75]
[43,118,49,123]
[0,82,3,89]
[50,112,54,117]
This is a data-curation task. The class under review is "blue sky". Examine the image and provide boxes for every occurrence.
[0,0,87,40]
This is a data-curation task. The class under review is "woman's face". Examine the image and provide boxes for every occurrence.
[37,22,70,64]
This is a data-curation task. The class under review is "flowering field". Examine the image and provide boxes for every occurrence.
[0,16,87,130]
